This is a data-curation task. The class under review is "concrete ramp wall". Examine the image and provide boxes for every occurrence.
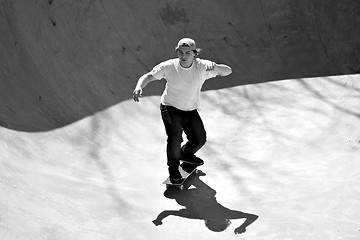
[1,0,359,131]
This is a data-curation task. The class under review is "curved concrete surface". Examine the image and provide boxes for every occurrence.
[1,1,360,239]
[1,74,360,239]
[1,0,360,131]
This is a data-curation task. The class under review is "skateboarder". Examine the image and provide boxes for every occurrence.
[133,38,232,184]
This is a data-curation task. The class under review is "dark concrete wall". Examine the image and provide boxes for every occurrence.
[1,0,359,131]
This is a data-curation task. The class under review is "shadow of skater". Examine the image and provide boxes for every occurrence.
[152,170,258,234]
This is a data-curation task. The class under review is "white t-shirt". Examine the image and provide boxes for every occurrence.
[150,58,218,111]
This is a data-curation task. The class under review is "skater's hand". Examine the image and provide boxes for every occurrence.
[205,62,216,71]
[152,219,163,226]
[133,88,142,102]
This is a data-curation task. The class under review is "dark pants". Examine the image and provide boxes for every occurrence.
[160,104,206,178]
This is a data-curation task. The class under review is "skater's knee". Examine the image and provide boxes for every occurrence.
[167,133,183,144]
[198,131,207,146]
[191,137,206,150]
[199,138,206,148]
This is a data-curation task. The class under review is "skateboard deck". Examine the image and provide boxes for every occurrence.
[163,162,199,190]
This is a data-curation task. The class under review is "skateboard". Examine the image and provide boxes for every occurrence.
[163,162,199,190]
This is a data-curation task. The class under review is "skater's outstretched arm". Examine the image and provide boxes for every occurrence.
[133,73,158,102]
[205,62,232,76]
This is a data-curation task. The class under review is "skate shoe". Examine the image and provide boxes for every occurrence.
[170,177,185,185]
[169,168,185,184]
[180,155,204,166]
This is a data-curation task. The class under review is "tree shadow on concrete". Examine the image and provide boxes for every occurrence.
[86,115,134,218]
[298,77,360,119]
[152,170,258,235]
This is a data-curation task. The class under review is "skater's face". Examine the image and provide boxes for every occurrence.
[177,47,195,68]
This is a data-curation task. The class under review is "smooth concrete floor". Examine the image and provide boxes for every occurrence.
[1,74,359,240]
